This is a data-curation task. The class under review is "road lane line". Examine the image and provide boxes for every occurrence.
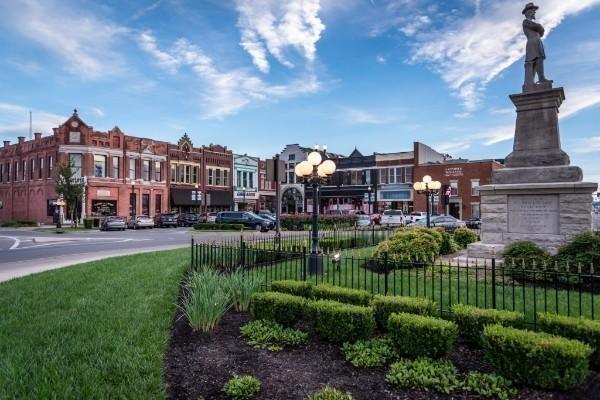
[0,236,21,250]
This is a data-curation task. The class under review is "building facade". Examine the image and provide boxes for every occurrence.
[202,144,233,212]
[375,150,416,213]
[258,159,276,212]
[233,154,259,211]
[168,133,203,214]
[279,144,310,214]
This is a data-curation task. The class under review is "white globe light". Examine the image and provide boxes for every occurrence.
[307,151,322,166]
[294,163,304,177]
[423,175,432,183]
[317,165,327,177]
[432,181,442,190]
[296,160,313,177]
[320,159,336,175]
[412,182,421,191]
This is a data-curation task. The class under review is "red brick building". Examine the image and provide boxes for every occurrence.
[168,133,203,214]
[0,110,170,224]
[258,159,276,212]
[202,144,233,212]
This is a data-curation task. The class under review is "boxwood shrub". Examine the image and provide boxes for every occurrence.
[387,312,457,358]
[193,223,244,231]
[482,324,592,390]
[308,300,375,343]
[452,227,479,249]
[374,229,442,262]
[249,292,306,327]
[312,284,372,306]
[371,295,436,330]
[451,304,525,345]
[555,232,600,275]
[271,280,313,298]
[222,374,261,400]
[537,312,600,368]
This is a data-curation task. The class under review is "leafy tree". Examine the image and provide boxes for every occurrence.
[54,161,86,227]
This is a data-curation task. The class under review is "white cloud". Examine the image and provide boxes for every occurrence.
[138,33,321,119]
[561,86,600,119]
[0,103,66,138]
[399,15,431,36]
[376,55,387,64]
[340,107,398,125]
[132,1,161,20]
[571,136,600,153]
[90,107,105,117]
[0,0,129,79]
[434,139,472,154]
[235,0,325,73]
[408,0,600,111]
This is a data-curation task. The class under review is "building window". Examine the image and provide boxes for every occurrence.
[112,157,120,179]
[155,194,162,215]
[185,165,191,183]
[0,164,3,182]
[471,180,480,196]
[405,166,413,183]
[287,171,294,184]
[129,158,137,180]
[70,154,82,178]
[30,158,35,180]
[379,168,387,184]
[170,164,176,182]
[142,160,150,181]
[39,157,44,179]
[216,169,222,186]
[471,203,481,219]
[208,169,213,185]
[5,163,10,182]
[94,155,107,177]
[450,181,459,197]
[288,154,295,161]
[130,193,136,216]
[155,162,161,181]
[237,170,241,187]
[14,161,18,181]
[223,169,229,186]
[47,155,53,178]
[142,194,150,215]
[22,160,26,180]
[91,200,117,216]
[178,164,185,183]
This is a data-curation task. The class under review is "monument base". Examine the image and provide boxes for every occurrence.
[468,181,597,258]
[492,165,582,184]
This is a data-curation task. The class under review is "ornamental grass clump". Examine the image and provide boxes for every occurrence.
[341,338,396,368]
[371,295,436,330]
[225,268,263,312]
[451,304,525,345]
[223,374,261,400]
[306,386,353,400]
[388,312,457,358]
[385,357,461,394]
[482,324,592,390]
[240,319,308,351]
[180,268,231,332]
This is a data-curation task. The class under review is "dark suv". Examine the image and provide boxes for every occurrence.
[155,213,178,228]
[216,211,273,232]
[178,213,199,227]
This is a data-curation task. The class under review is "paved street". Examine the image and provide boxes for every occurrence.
[0,227,271,282]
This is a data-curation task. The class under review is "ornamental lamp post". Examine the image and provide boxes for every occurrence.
[367,185,373,216]
[294,146,337,274]
[131,181,136,218]
[194,183,200,214]
[242,186,246,211]
[413,175,441,228]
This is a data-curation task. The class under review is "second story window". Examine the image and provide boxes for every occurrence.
[39,157,44,179]
[216,169,221,186]
[129,158,137,179]
[112,156,120,179]
[379,168,387,184]
[30,159,35,180]
[223,169,229,186]
[143,160,150,181]
[14,161,18,181]
[170,164,176,182]
[22,160,26,180]
[155,161,161,181]
[94,155,107,177]
[471,180,480,196]
[47,155,53,178]
[207,168,213,185]
[70,154,82,178]
[450,181,459,197]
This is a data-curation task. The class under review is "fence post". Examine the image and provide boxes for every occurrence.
[384,251,389,295]
[241,241,246,267]
[491,254,497,310]
[372,223,375,246]
[191,236,194,269]
[302,246,307,281]
[354,223,357,247]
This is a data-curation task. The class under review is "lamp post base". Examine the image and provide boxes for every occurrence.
[307,252,323,275]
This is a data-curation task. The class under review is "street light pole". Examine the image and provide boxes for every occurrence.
[195,183,200,214]
[367,185,372,216]
[242,186,246,211]
[413,175,441,228]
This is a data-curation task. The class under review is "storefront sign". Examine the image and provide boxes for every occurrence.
[234,191,258,200]
[444,167,463,177]
[97,189,111,197]
[92,200,117,216]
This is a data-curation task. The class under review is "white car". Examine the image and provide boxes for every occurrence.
[356,214,371,227]
[406,212,428,224]
[206,212,218,223]
[380,210,405,226]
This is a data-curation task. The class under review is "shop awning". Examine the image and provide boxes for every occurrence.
[170,188,202,206]
[207,190,233,206]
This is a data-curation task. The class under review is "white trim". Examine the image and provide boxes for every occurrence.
[59,145,122,157]
[125,151,166,162]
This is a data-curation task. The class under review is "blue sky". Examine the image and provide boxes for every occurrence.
[1,0,600,184]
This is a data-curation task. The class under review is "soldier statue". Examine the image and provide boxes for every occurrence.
[522,3,552,91]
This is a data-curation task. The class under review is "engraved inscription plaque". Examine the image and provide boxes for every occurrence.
[508,195,559,234]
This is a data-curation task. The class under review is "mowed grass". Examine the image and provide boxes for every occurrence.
[241,247,600,323]
[0,248,189,399]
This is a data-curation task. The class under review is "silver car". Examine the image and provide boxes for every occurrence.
[127,215,154,229]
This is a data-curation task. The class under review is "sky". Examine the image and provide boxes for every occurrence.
[1,0,600,184]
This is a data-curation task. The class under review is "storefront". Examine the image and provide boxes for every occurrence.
[377,184,413,213]
[170,188,202,214]
[234,189,258,211]
[205,190,232,212]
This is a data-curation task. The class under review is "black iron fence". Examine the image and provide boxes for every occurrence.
[191,239,600,328]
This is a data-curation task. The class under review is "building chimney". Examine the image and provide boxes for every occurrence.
[18,136,25,144]
[34,132,42,141]
[3,140,10,148]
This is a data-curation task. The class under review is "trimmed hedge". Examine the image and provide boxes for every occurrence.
[452,227,479,249]
[249,292,306,327]
[371,295,436,330]
[83,218,94,229]
[308,300,375,343]
[374,229,441,262]
[271,280,313,298]
[555,232,600,275]
[537,312,600,368]
[280,215,358,231]
[312,284,372,306]
[320,236,366,250]
[388,312,457,358]
[482,324,592,390]
[451,304,525,345]
[193,223,245,231]
[0,220,37,227]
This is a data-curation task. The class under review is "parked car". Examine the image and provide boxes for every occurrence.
[178,213,199,227]
[127,215,154,229]
[258,210,277,223]
[465,217,481,229]
[206,212,218,223]
[357,214,371,227]
[155,213,178,228]
[380,209,405,226]
[406,211,428,224]
[100,216,126,231]
[216,211,273,232]
[408,215,466,232]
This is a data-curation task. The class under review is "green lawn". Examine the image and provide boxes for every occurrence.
[0,248,189,399]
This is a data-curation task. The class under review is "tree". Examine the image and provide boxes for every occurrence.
[54,161,86,228]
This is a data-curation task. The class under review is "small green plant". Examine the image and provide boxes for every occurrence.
[180,268,231,332]
[194,223,245,230]
[434,227,460,255]
[502,241,553,268]
[341,338,396,368]
[555,231,600,274]
[537,312,600,368]
[374,229,441,261]
[225,268,263,312]
[223,374,261,400]
[453,227,479,249]
[308,300,375,343]
[371,294,436,330]
[312,284,372,306]
[385,357,460,394]
[240,319,308,351]
[462,371,517,400]
[482,324,592,390]
[388,312,457,358]
[271,280,313,298]
[451,304,524,345]
[306,386,353,400]
[250,291,306,327]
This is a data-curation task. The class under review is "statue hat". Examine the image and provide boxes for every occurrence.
[522,2,539,14]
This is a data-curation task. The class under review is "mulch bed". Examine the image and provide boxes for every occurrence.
[165,310,600,400]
